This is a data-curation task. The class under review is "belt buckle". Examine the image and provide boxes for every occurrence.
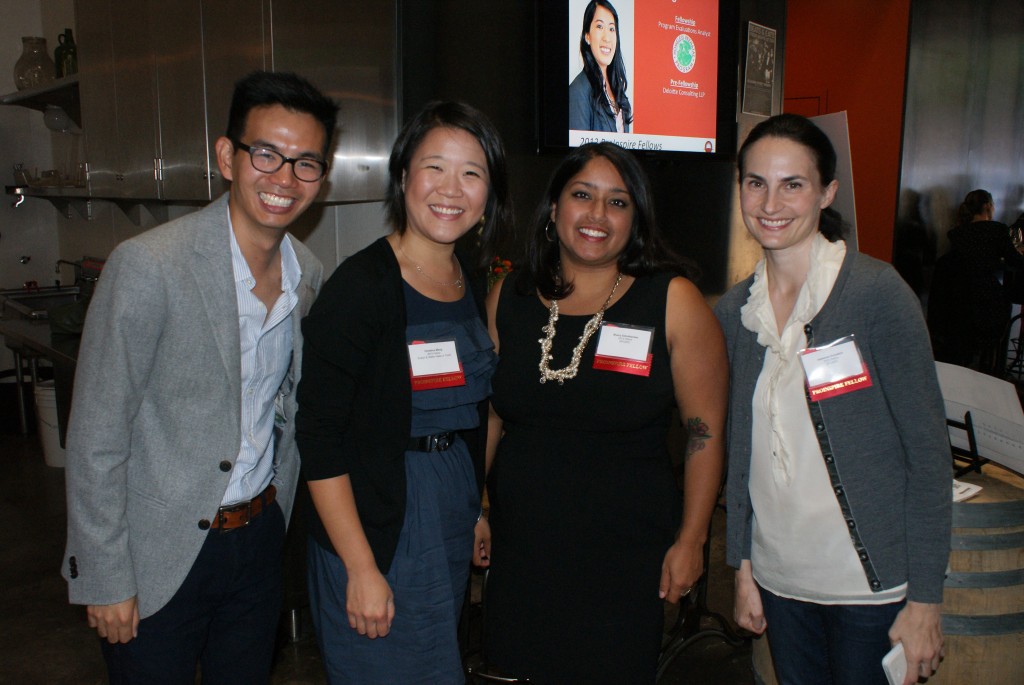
[241,498,254,527]
[217,498,254,530]
[432,433,451,451]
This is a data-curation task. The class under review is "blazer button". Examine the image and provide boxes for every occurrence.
[219,460,232,472]
[198,519,211,530]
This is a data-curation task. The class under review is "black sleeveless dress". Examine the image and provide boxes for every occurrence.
[485,271,683,684]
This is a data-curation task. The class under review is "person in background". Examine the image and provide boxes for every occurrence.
[929,189,1023,374]
[569,0,633,133]
[1009,211,1024,247]
[482,142,726,683]
[62,71,336,684]
[716,113,951,685]
[296,101,513,684]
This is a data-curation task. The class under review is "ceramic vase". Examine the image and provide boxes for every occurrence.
[14,36,54,90]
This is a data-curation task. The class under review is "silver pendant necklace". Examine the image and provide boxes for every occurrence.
[398,242,463,289]
[538,273,623,384]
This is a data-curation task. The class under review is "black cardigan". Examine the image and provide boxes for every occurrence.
[295,237,487,573]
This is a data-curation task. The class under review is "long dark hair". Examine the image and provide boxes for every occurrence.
[383,101,514,270]
[738,113,845,241]
[957,189,993,228]
[520,142,689,300]
[579,1,632,126]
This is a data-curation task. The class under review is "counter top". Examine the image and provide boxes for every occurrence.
[1,317,79,447]
[0,317,80,365]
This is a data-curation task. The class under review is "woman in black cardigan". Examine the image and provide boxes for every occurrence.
[296,101,513,684]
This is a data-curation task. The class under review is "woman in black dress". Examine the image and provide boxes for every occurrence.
[480,142,727,683]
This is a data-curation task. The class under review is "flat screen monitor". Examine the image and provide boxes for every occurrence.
[538,0,737,156]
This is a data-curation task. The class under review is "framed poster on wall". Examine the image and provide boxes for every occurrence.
[742,22,777,116]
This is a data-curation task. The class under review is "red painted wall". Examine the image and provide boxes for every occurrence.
[784,0,911,261]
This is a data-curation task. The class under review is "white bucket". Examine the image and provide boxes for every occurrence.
[34,380,65,468]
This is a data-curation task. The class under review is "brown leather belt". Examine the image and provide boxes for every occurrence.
[212,484,276,531]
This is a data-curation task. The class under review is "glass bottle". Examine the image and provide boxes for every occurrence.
[14,37,54,90]
[55,29,77,78]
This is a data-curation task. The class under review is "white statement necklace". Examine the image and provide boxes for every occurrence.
[538,273,623,384]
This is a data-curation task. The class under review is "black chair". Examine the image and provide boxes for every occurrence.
[656,502,746,681]
[462,567,532,684]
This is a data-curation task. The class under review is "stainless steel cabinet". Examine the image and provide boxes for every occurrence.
[76,0,160,198]
[73,0,395,203]
[151,2,218,201]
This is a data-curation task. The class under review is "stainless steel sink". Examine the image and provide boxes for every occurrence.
[1,286,82,320]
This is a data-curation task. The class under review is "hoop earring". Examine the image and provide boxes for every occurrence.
[545,221,557,243]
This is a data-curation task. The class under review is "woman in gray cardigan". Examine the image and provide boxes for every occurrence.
[714,114,950,685]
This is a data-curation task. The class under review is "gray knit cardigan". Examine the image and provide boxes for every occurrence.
[714,244,952,604]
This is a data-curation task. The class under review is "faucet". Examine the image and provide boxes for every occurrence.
[55,259,80,274]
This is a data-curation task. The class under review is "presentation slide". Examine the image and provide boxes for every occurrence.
[567,0,719,153]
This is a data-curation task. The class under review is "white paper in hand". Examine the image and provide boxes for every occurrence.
[882,642,907,685]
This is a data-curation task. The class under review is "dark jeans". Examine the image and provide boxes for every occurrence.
[101,501,286,685]
[759,587,904,685]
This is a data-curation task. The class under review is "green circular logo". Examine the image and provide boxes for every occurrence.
[673,34,696,74]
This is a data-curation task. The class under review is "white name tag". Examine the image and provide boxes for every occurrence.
[593,322,654,376]
[407,339,465,390]
[798,335,873,400]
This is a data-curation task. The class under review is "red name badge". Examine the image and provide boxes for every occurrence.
[798,335,873,401]
[408,339,466,391]
[592,322,654,377]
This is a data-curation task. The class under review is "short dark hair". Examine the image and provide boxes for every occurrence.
[384,101,514,268]
[738,113,845,241]
[579,0,632,125]
[521,142,689,301]
[225,71,339,159]
[958,189,993,227]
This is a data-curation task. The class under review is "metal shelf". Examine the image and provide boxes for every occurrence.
[0,75,81,128]
[7,185,92,220]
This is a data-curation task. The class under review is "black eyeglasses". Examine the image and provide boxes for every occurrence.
[232,141,327,182]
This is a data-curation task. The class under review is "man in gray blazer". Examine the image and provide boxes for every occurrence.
[62,71,337,684]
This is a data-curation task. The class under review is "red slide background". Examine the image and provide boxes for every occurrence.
[632,1,718,138]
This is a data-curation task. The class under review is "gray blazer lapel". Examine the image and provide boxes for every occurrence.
[189,197,241,390]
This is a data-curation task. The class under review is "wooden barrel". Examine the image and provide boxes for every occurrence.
[930,467,1024,684]
[752,468,1024,684]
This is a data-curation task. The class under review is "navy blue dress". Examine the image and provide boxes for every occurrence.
[308,283,496,684]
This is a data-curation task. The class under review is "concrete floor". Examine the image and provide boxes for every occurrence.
[0,425,755,685]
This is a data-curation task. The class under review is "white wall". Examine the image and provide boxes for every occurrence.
[0,0,76,290]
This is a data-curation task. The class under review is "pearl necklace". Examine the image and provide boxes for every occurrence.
[538,273,623,384]
[398,243,463,288]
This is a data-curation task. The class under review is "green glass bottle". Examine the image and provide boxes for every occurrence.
[55,28,77,78]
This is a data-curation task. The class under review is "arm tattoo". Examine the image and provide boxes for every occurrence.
[685,417,711,460]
